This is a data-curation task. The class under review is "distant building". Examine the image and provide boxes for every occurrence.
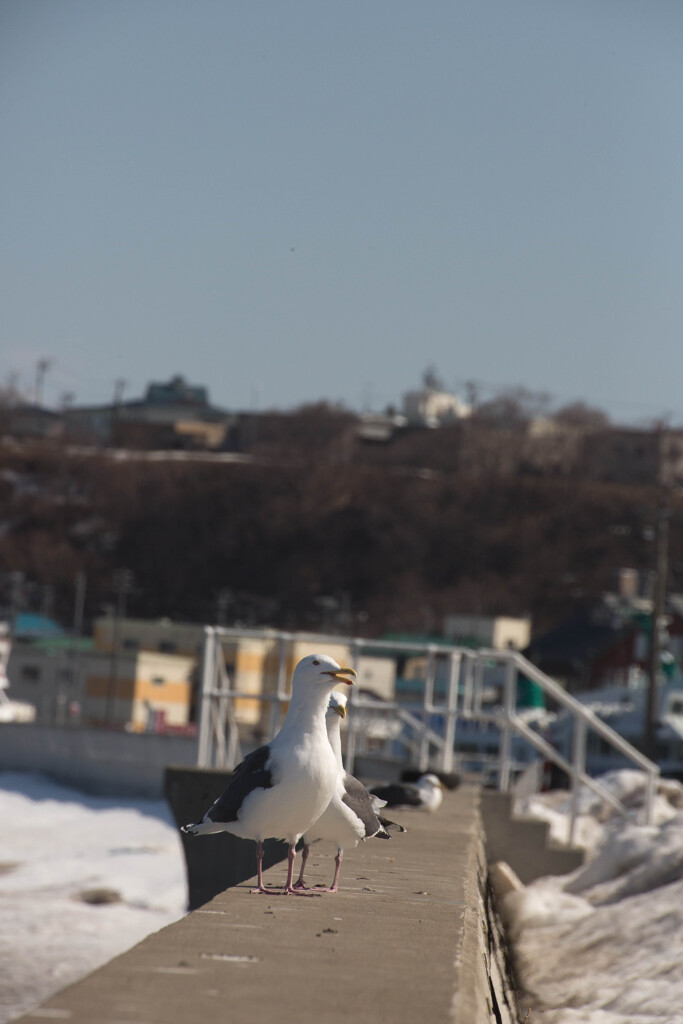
[6,631,195,730]
[526,585,683,694]
[443,614,532,651]
[581,427,683,488]
[1,404,64,441]
[356,412,408,444]
[402,384,471,428]
[62,375,234,448]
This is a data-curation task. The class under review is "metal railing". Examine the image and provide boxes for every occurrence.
[196,626,660,843]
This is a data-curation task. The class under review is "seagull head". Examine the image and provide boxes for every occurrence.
[416,773,444,811]
[292,654,356,695]
[327,690,348,719]
[418,774,443,791]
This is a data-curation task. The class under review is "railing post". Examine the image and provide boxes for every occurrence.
[473,654,485,716]
[268,635,288,739]
[441,651,460,773]
[213,638,229,768]
[462,653,475,718]
[419,648,436,771]
[498,656,516,792]
[343,639,363,775]
[569,717,587,846]
[197,626,216,767]
[345,707,359,775]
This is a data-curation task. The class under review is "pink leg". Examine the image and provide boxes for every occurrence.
[283,843,321,896]
[326,849,343,893]
[293,843,310,889]
[249,842,322,897]
[250,841,285,895]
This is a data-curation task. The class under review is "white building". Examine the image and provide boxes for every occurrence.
[443,614,532,651]
[402,386,471,428]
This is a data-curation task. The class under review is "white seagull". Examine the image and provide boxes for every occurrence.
[181,654,356,895]
[294,691,403,893]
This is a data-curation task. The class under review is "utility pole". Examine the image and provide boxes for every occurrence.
[69,571,87,725]
[113,379,126,405]
[645,500,670,759]
[73,571,86,637]
[106,569,133,724]
[35,358,51,405]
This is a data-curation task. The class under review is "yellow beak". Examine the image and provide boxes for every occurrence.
[324,666,356,685]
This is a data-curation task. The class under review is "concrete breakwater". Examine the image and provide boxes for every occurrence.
[11,785,520,1024]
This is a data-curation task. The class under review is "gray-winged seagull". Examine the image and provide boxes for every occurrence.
[294,691,404,893]
[370,773,444,812]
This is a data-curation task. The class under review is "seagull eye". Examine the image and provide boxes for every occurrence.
[312,659,320,666]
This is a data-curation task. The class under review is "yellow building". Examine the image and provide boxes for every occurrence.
[83,648,195,730]
[91,616,394,732]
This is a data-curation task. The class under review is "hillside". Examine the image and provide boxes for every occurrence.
[0,439,679,639]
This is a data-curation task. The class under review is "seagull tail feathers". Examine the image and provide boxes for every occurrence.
[378,814,407,834]
[180,820,225,837]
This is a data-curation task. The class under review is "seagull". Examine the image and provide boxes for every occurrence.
[370,773,444,812]
[294,691,404,893]
[181,654,356,895]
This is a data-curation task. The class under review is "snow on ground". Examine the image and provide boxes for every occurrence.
[0,772,187,1024]
[503,770,683,1024]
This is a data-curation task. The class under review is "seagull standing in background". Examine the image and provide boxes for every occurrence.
[294,691,402,893]
[181,654,356,895]
[370,773,444,812]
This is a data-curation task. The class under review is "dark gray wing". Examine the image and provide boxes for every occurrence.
[342,772,386,839]
[205,745,274,824]
[369,782,422,807]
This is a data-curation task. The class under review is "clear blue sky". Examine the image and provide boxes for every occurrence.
[2,0,682,423]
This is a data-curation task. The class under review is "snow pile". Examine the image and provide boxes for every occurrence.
[503,770,683,1024]
[514,769,682,852]
[0,772,187,1024]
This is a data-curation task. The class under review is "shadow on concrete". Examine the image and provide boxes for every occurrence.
[164,765,289,910]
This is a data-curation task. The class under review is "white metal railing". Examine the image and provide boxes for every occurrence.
[196,626,660,843]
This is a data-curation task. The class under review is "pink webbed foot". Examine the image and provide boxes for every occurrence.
[284,885,323,897]
[249,884,286,895]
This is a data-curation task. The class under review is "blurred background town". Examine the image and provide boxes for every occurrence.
[2,364,683,784]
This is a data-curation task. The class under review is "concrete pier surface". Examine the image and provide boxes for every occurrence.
[12,785,518,1024]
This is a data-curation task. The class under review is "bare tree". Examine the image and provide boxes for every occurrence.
[553,401,610,430]
[474,386,552,430]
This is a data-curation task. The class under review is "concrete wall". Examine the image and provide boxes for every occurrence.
[12,784,521,1024]
[0,722,197,797]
